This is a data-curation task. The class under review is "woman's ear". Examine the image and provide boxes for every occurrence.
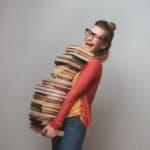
[101,42,108,49]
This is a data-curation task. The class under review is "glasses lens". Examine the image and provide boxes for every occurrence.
[85,28,91,36]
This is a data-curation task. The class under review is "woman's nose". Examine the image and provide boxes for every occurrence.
[86,34,93,41]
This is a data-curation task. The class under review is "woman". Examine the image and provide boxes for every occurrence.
[42,20,116,150]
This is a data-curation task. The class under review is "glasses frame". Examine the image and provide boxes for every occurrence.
[85,28,106,42]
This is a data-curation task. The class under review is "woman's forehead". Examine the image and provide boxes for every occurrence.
[90,25,106,36]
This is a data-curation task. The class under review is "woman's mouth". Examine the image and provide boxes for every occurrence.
[84,42,94,50]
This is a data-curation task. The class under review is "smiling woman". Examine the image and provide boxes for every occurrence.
[84,20,116,61]
[42,19,116,150]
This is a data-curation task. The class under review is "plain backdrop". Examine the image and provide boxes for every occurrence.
[0,0,150,150]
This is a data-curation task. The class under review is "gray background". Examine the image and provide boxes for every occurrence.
[0,0,150,150]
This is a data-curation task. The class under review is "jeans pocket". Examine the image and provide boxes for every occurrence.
[65,116,85,129]
[74,117,84,128]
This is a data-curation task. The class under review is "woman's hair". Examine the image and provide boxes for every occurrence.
[94,20,116,62]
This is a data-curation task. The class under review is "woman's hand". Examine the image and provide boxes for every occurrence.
[42,124,57,138]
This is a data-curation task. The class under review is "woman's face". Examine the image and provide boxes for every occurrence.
[83,25,107,54]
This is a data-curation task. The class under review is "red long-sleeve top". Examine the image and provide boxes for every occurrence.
[50,58,103,129]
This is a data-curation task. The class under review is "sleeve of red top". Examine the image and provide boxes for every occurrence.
[49,58,102,129]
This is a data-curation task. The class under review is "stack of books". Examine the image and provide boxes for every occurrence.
[28,44,94,136]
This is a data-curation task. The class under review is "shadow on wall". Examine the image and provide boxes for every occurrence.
[83,65,127,150]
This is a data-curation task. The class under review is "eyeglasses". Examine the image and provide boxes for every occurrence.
[84,28,106,42]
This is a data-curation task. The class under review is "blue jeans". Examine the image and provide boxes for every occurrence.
[52,116,86,150]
